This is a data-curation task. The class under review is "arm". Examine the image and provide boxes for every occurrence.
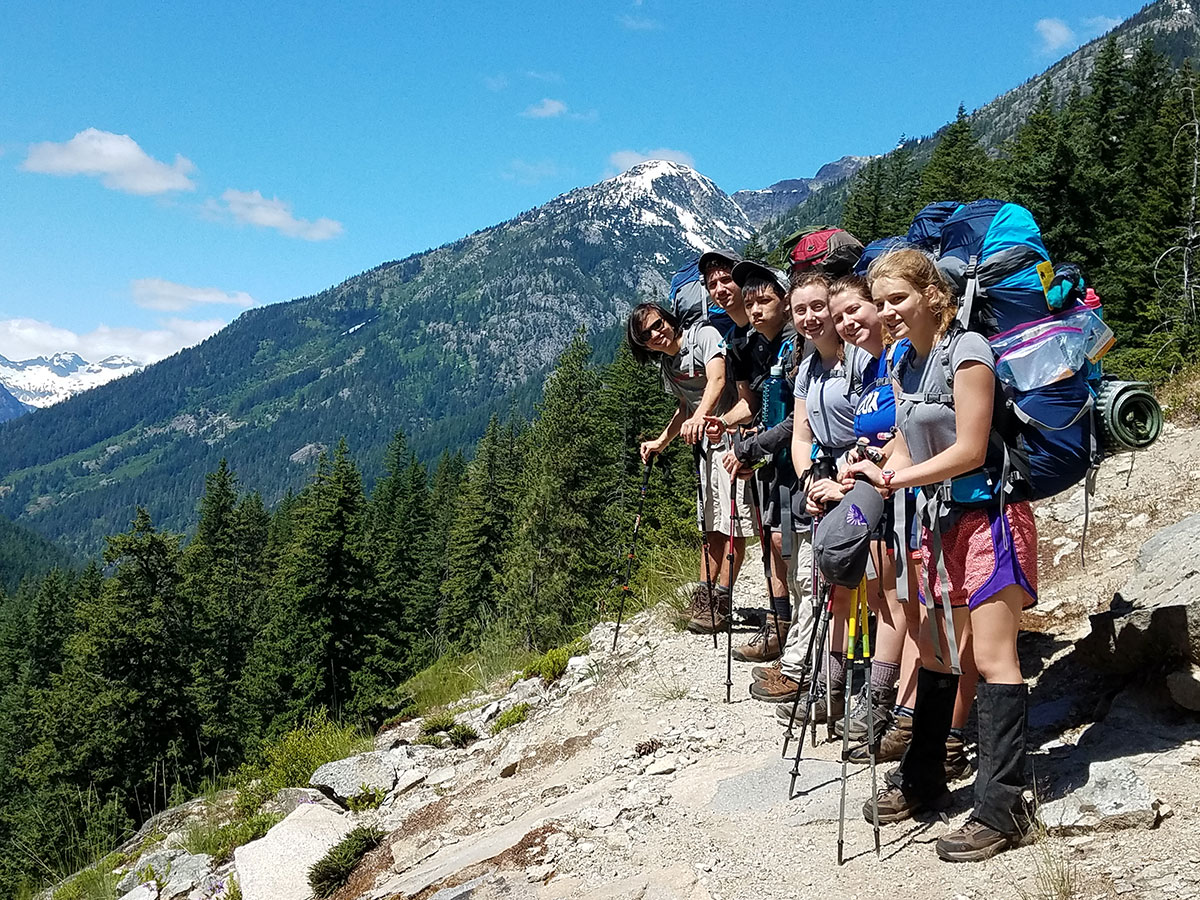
[681,356,726,444]
[641,401,686,462]
[713,381,758,430]
[848,363,992,491]
[790,396,815,481]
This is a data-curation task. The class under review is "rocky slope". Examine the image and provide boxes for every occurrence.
[75,420,1200,900]
[730,156,873,229]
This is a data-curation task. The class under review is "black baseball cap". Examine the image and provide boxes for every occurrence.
[731,259,789,296]
[697,249,742,277]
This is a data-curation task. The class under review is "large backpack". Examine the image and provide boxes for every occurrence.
[854,236,906,277]
[669,258,733,334]
[787,226,864,278]
[906,201,962,251]
[934,199,1097,501]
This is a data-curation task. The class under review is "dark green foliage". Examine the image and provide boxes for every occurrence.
[489,702,530,735]
[419,710,457,737]
[446,723,479,748]
[842,140,922,244]
[308,825,383,898]
[0,516,72,593]
[182,812,282,863]
[918,104,997,205]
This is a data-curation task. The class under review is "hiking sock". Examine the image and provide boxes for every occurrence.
[770,593,791,624]
[894,704,915,719]
[870,660,900,693]
[827,650,847,691]
[949,726,964,742]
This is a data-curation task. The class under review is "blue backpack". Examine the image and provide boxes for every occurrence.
[935,199,1097,502]
[669,258,733,335]
[906,201,962,251]
[854,236,906,277]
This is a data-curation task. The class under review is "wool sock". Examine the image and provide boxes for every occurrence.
[949,726,964,741]
[826,650,847,690]
[870,660,900,692]
[894,704,916,719]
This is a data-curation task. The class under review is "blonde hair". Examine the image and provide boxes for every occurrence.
[866,249,957,342]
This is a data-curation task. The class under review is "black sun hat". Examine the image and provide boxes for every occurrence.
[813,479,886,588]
[731,259,790,296]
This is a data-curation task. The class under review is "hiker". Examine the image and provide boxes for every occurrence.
[628,302,751,634]
[847,249,1036,862]
[771,271,870,728]
[702,260,798,673]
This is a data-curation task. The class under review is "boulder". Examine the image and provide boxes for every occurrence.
[263,787,343,816]
[391,769,427,797]
[119,886,158,900]
[1166,665,1200,712]
[1078,513,1200,673]
[309,750,397,803]
[234,804,353,900]
[1039,759,1162,834]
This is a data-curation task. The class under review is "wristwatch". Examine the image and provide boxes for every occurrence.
[881,470,895,494]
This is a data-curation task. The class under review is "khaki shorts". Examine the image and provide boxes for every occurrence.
[698,437,752,537]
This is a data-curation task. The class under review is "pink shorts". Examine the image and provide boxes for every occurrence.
[919,501,1038,610]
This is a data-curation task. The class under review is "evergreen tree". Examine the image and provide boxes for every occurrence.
[499,333,617,648]
[919,104,996,205]
[841,157,889,242]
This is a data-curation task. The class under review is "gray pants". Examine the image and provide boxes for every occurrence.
[780,527,815,683]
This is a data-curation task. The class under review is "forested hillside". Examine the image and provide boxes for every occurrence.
[0,162,748,555]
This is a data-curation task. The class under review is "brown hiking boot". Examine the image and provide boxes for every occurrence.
[850,713,911,764]
[863,783,952,825]
[687,585,731,634]
[732,613,785,662]
[683,583,710,620]
[751,660,781,682]
[936,818,1018,862]
[775,682,843,726]
[749,667,799,703]
[945,733,972,782]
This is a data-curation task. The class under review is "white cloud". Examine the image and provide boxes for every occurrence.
[521,98,568,119]
[607,148,695,174]
[1083,15,1122,36]
[1035,18,1075,54]
[211,188,344,241]
[22,128,196,195]
[130,278,256,312]
[618,14,661,30]
[0,316,227,365]
[501,159,563,185]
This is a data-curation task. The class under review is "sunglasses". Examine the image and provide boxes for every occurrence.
[636,317,668,345]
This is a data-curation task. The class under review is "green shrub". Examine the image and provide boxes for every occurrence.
[182,812,283,862]
[345,785,386,812]
[235,711,372,817]
[419,710,457,737]
[227,879,243,900]
[52,857,122,900]
[308,826,384,898]
[489,703,530,736]
[524,646,570,683]
[415,733,446,749]
[447,724,479,748]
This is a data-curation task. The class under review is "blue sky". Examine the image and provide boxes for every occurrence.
[0,0,1142,363]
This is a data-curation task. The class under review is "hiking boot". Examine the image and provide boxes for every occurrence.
[749,668,800,703]
[945,733,971,782]
[774,681,843,726]
[751,660,781,682]
[687,585,731,634]
[833,683,895,742]
[851,713,912,764]
[683,583,711,620]
[935,818,1018,862]
[863,783,952,825]
[732,613,785,663]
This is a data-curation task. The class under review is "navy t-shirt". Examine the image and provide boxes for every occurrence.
[853,340,909,447]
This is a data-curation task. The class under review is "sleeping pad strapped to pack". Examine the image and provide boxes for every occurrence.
[669,258,733,335]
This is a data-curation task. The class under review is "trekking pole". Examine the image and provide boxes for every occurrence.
[612,454,655,651]
[724,489,737,704]
[693,445,718,649]
[748,476,786,654]
[862,578,881,858]
[836,577,869,865]
[787,581,835,797]
[781,576,827,759]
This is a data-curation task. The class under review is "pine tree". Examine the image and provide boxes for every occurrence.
[742,232,767,260]
[499,332,618,648]
[919,104,996,205]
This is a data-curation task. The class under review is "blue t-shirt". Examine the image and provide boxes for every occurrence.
[853,340,910,446]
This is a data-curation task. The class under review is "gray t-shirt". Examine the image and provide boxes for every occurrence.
[894,331,995,470]
[793,346,869,452]
[660,322,729,415]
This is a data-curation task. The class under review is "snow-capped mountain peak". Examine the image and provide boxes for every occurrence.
[0,352,142,408]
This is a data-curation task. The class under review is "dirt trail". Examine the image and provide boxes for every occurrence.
[355,421,1200,900]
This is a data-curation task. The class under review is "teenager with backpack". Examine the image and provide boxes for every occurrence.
[629,303,751,634]
[847,249,1036,862]
[771,271,870,728]
[701,260,798,671]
